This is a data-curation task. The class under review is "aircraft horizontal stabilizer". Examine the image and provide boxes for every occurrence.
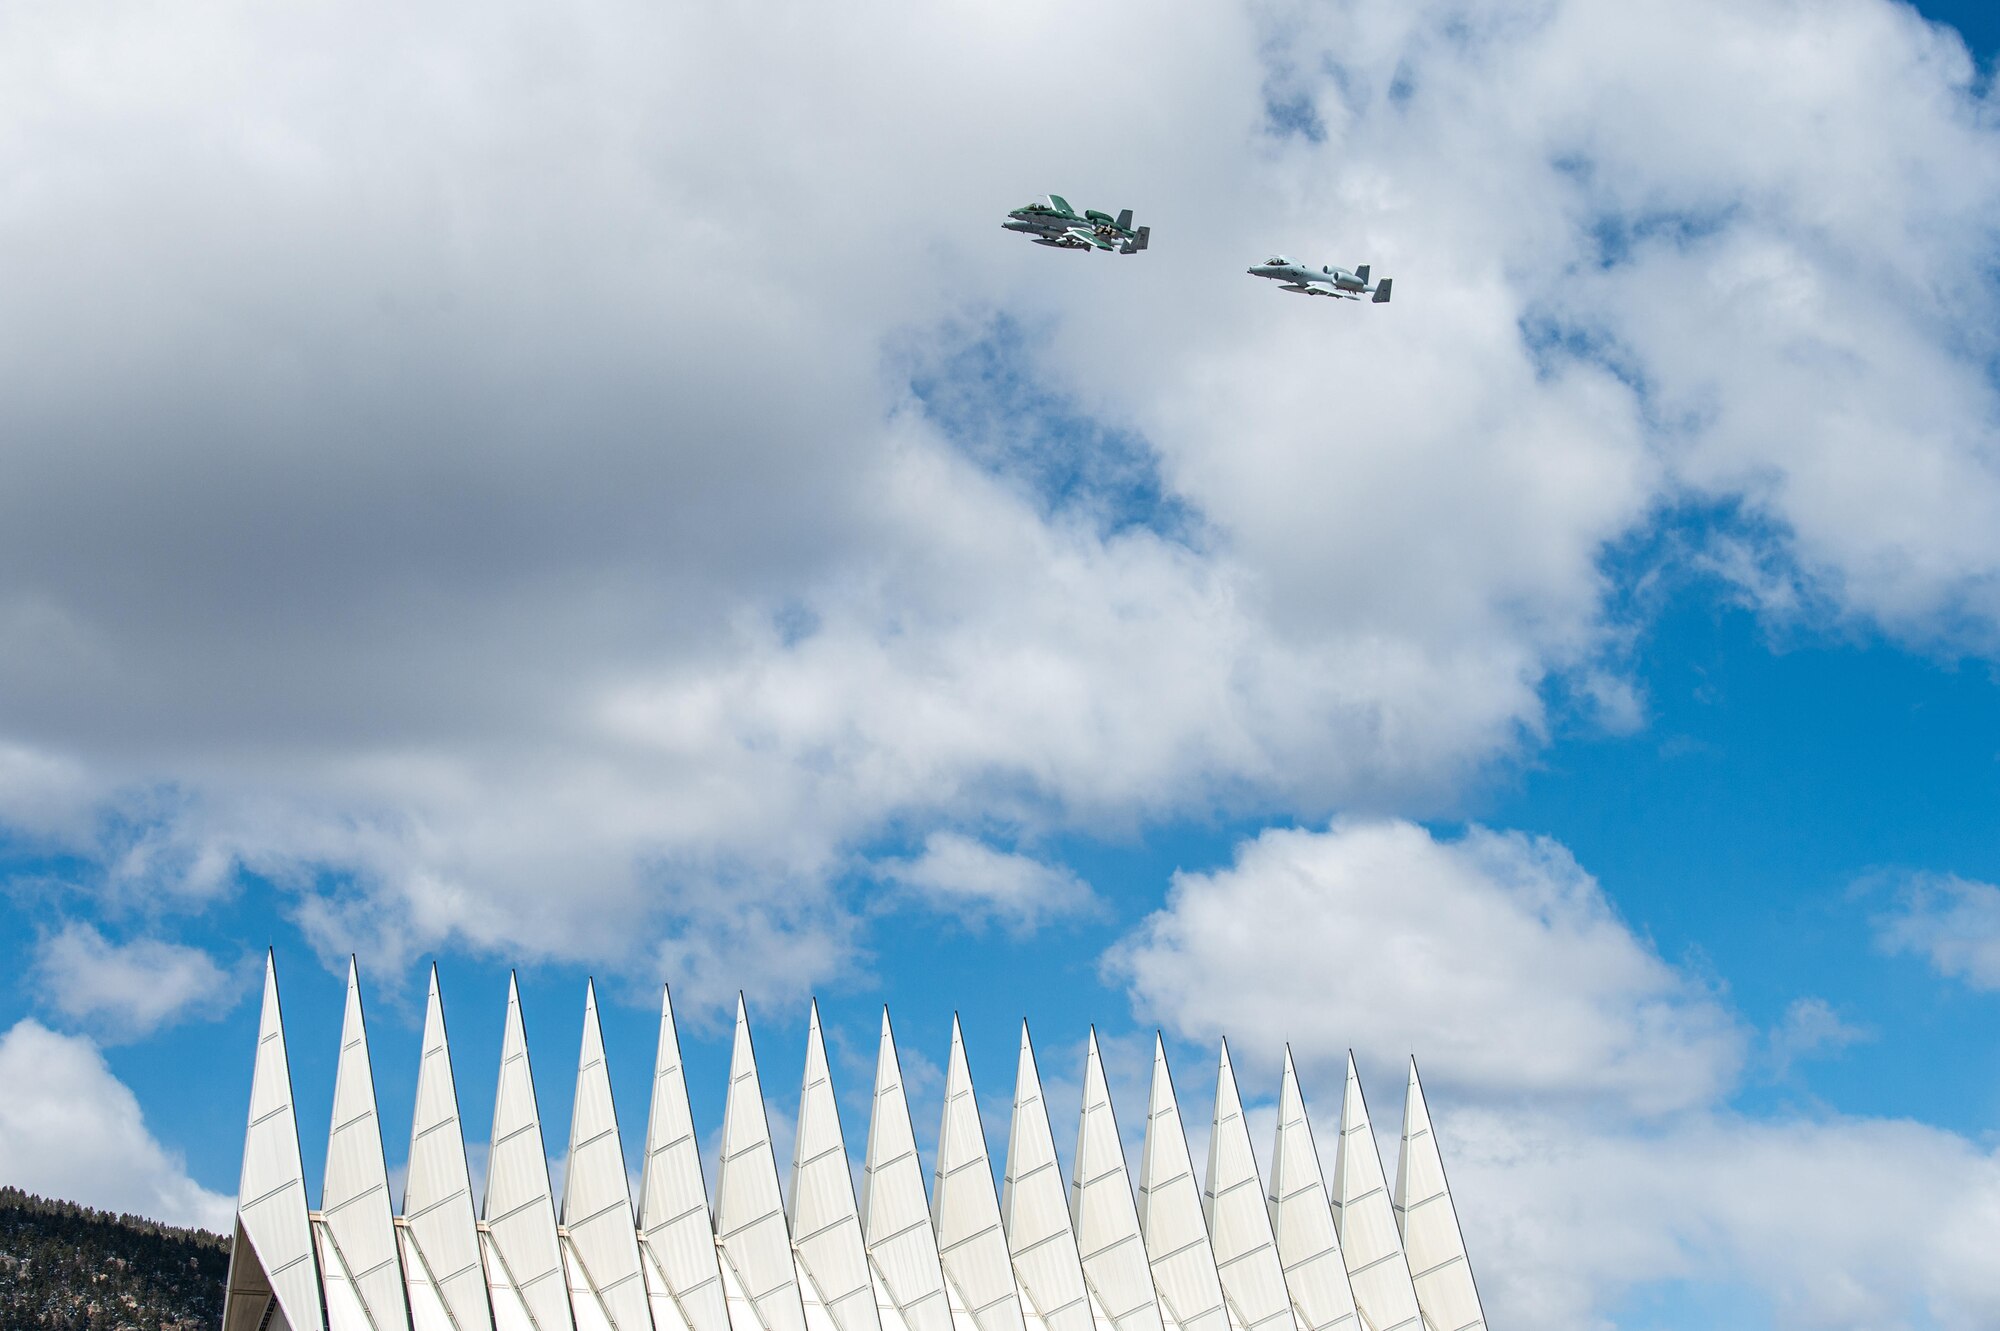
[1372,278,1393,303]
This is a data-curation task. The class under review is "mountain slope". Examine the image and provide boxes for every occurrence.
[0,1187,228,1331]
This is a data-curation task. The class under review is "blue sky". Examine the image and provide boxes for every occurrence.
[2,1,1999,1328]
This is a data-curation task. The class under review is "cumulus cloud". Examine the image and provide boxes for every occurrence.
[1254,0,2000,643]
[877,832,1100,935]
[0,1020,233,1231]
[0,0,1994,1014]
[1444,1105,2000,1331]
[29,924,241,1041]
[1872,872,2000,990]
[1111,818,1744,1115]
[1111,818,1998,1329]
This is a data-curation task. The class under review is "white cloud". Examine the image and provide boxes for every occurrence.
[1111,817,1743,1116]
[0,1019,232,1231]
[1872,873,2000,990]
[1767,997,1871,1077]
[878,832,1100,935]
[1111,819,2000,1329]
[0,742,95,846]
[30,924,240,1041]
[1443,1105,2000,1331]
[0,0,1993,1015]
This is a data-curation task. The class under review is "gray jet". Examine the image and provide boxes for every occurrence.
[1003,195,1150,254]
[1247,255,1392,302]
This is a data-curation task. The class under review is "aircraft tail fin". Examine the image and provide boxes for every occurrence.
[1115,209,1133,232]
[1130,226,1151,253]
[1356,264,1371,284]
[1372,278,1392,304]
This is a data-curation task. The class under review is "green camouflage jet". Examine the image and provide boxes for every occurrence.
[1002,195,1150,254]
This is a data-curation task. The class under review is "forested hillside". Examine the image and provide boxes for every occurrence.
[0,1187,227,1330]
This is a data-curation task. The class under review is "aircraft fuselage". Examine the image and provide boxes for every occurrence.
[1247,260,1361,291]
[1004,197,1145,252]
[1246,257,1390,302]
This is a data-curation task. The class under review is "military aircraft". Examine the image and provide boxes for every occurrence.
[1247,255,1392,302]
[1003,195,1151,254]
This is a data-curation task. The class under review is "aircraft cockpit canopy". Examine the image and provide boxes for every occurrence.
[1265,256,1293,267]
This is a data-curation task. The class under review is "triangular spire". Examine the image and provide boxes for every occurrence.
[639,985,731,1331]
[1069,1030,1162,1331]
[484,974,576,1331]
[562,980,651,1331]
[1392,1061,1485,1331]
[1267,1050,1358,1331]
[317,960,409,1331]
[1330,1056,1419,1331]
[714,996,808,1331]
[931,1017,1025,1331]
[399,966,491,1331]
[861,1009,953,1331]
[222,954,324,1331]
[1001,1023,1092,1331]
[1135,1037,1227,1331]
[790,1002,881,1331]
[1203,1043,1295,1331]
